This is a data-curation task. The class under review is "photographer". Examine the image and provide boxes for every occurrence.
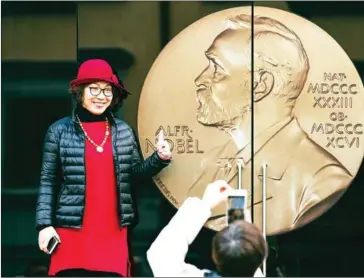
[147,180,268,277]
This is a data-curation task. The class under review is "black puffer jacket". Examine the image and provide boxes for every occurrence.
[35,110,170,231]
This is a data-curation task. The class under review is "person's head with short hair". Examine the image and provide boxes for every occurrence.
[211,220,268,277]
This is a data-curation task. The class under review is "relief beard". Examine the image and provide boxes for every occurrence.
[197,99,251,127]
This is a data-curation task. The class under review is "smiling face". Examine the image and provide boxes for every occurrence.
[194,28,252,126]
[82,81,113,115]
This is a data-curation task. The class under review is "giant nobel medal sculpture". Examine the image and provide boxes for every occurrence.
[138,7,364,235]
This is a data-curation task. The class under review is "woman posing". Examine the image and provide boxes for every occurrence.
[35,59,171,277]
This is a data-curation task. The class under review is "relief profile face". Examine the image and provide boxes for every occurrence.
[138,6,364,235]
[195,28,252,127]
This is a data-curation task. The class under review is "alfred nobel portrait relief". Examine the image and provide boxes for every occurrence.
[188,14,352,234]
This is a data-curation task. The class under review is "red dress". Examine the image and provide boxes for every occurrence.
[48,122,130,276]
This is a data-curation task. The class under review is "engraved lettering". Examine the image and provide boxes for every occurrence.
[167,126,174,136]
[175,126,181,136]
[329,112,347,122]
[311,123,363,136]
[308,83,320,94]
[145,138,157,153]
[312,96,353,108]
[154,176,179,206]
[326,137,360,148]
[311,123,324,134]
[145,125,205,154]
[349,84,357,94]
[186,139,194,153]
[176,139,185,153]
[308,83,357,95]
[313,120,361,149]
[325,124,335,135]
[336,123,344,135]
[324,73,346,82]
[155,126,167,137]
[196,140,204,153]
[182,126,192,139]
[326,137,336,148]
[354,124,363,135]
[165,139,174,152]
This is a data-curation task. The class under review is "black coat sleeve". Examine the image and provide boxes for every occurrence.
[35,125,60,231]
[130,128,170,179]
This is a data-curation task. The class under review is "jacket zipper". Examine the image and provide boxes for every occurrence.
[82,133,87,227]
[74,119,87,228]
[112,126,122,227]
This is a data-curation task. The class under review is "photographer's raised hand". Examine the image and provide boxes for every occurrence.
[202,180,233,210]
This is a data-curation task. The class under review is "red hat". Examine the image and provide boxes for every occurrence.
[70,59,129,94]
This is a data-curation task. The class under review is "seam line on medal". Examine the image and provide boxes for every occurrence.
[75,3,79,112]
[250,1,255,224]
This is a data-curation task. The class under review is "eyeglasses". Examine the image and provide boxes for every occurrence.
[89,87,113,97]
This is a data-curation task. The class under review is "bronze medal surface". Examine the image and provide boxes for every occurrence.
[138,6,364,235]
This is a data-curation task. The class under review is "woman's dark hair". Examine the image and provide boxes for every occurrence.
[212,220,268,277]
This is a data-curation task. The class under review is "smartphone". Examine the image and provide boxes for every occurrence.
[226,189,247,225]
[47,236,60,254]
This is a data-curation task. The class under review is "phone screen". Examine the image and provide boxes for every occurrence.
[229,196,246,209]
[47,236,59,254]
[227,196,246,224]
